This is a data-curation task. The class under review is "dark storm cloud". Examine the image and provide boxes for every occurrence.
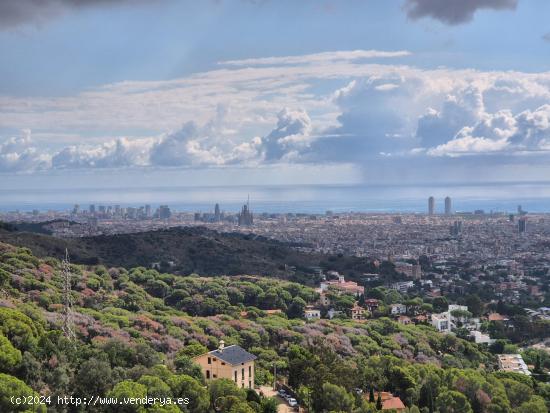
[0,0,146,29]
[403,0,517,25]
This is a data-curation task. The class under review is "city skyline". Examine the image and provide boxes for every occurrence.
[1,1,550,197]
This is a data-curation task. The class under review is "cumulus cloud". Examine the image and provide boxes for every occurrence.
[0,0,145,29]
[404,0,517,25]
[260,108,313,161]
[0,130,51,172]
[417,87,485,147]
[3,50,550,172]
[428,105,550,156]
[52,137,153,169]
[221,50,411,66]
[316,74,430,157]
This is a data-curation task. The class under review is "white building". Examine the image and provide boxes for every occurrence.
[470,330,493,344]
[304,308,321,319]
[391,304,407,315]
[391,281,414,294]
[497,354,531,376]
[431,313,451,333]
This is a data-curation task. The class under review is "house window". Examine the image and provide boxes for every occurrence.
[206,371,210,379]
[248,366,251,377]
[213,374,217,378]
[207,357,211,364]
[234,371,237,382]
[221,362,225,365]
[249,381,252,389]
[242,368,245,380]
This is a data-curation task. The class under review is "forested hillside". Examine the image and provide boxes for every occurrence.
[0,242,549,412]
[0,225,383,282]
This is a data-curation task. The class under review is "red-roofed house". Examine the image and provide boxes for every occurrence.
[380,392,406,412]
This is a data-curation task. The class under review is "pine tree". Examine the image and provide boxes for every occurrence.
[369,386,375,403]
[376,392,383,410]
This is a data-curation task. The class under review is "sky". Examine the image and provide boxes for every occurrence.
[1,0,550,193]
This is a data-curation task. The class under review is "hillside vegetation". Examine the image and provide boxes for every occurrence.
[0,225,381,282]
[0,242,549,412]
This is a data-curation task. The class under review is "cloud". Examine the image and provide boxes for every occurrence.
[416,87,485,147]
[0,0,145,29]
[260,108,313,161]
[543,32,550,42]
[0,130,51,172]
[51,137,153,169]
[403,0,517,25]
[221,50,411,66]
[428,105,550,156]
[3,49,550,174]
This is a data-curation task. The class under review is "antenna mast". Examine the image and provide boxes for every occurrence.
[61,249,76,342]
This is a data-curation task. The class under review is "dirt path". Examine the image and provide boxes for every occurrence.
[258,386,292,413]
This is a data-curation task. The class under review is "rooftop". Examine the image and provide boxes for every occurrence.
[207,345,257,366]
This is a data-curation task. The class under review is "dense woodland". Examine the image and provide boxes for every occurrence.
[1,241,550,412]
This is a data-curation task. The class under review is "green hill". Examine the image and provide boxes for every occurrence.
[0,225,379,282]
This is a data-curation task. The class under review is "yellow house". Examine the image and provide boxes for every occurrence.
[193,341,257,389]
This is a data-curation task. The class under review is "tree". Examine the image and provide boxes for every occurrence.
[209,379,246,409]
[0,333,22,372]
[369,387,375,403]
[166,374,209,413]
[177,343,208,358]
[173,355,205,383]
[137,375,171,398]
[436,390,473,413]
[376,392,383,410]
[228,401,256,413]
[260,397,278,413]
[286,297,306,319]
[108,380,147,413]
[319,383,354,413]
[0,373,46,413]
[74,358,113,397]
[464,295,484,317]
[515,396,548,413]
[432,297,449,313]
[501,378,533,408]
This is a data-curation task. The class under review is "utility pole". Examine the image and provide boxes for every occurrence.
[273,363,277,391]
[61,249,76,342]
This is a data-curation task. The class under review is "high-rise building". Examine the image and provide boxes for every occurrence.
[89,204,96,215]
[145,204,151,218]
[428,196,435,215]
[518,217,527,234]
[158,205,171,220]
[444,197,452,216]
[237,198,253,226]
[214,203,221,222]
[450,220,462,236]
[72,204,80,215]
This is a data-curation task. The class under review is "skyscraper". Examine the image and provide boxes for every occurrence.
[214,203,221,222]
[444,197,452,216]
[428,196,435,215]
[518,217,527,234]
[450,220,462,236]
